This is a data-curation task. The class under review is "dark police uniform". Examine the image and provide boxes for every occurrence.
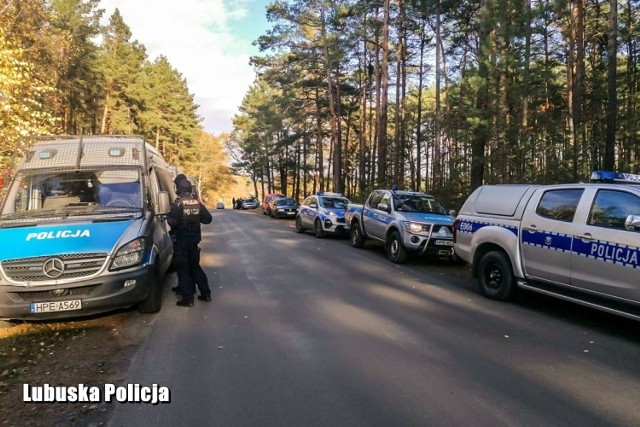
[167,175,213,306]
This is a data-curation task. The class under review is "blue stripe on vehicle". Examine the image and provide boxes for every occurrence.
[521,230,573,253]
[0,221,134,261]
[572,238,640,268]
[456,220,519,236]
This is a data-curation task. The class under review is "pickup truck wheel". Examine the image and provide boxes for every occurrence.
[314,219,324,238]
[386,231,407,263]
[478,251,515,300]
[138,263,162,313]
[350,224,365,248]
[295,216,304,233]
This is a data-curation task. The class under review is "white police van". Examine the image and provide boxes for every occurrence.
[453,171,640,321]
[0,136,176,319]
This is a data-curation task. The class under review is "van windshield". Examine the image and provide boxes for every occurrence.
[1,169,143,218]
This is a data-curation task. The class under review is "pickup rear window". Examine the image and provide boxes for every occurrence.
[535,189,583,222]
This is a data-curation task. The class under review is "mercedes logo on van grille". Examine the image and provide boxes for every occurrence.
[43,257,65,278]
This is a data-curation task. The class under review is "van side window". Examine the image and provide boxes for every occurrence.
[535,189,583,222]
[588,190,640,231]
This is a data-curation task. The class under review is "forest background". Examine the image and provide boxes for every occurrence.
[2,0,638,209]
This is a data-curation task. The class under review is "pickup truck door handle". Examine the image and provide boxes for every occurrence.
[523,225,537,232]
[576,233,594,241]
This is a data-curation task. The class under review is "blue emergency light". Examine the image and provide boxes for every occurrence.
[590,171,640,184]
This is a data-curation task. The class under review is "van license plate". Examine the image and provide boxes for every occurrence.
[435,240,453,246]
[30,300,82,313]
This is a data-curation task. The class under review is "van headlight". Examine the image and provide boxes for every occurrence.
[110,238,146,270]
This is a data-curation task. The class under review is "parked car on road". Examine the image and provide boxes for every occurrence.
[295,192,349,238]
[263,193,285,216]
[270,197,299,219]
[216,202,225,209]
[345,188,455,263]
[242,197,259,210]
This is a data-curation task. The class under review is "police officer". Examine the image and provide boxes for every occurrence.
[167,174,213,307]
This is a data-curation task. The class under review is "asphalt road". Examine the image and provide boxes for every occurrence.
[109,208,640,427]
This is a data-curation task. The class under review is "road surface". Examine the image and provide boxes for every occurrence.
[109,208,640,427]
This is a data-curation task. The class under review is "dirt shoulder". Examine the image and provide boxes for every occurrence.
[0,309,153,427]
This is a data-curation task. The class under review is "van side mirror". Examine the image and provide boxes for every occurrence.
[449,209,457,217]
[624,214,640,231]
[156,191,170,215]
[378,203,390,213]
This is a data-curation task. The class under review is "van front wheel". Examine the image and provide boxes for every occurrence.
[139,265,163,313]
[477,251,515,301]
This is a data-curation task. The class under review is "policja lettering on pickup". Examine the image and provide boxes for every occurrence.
[167,174,213,307]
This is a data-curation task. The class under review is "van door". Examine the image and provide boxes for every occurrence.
[520,188,583,285]
[570,188,640,302]
[150,168,172,271]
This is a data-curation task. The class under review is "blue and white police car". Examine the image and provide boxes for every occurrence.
[295,192,350,238]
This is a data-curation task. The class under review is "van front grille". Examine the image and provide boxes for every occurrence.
[2,253,107,283]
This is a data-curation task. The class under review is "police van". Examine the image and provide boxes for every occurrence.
[0,136,177,319]
[453,171,640,321]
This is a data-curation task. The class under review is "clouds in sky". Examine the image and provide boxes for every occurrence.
[99,0,268,134]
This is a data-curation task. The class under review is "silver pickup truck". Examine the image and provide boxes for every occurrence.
[345,189,455,263]
[453,171,640,321]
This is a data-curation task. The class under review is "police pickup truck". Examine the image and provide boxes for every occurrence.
[0,136,176,320]
[345,188,455,263]
[453,171,640,321]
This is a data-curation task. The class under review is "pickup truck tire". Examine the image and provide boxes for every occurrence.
[295,216,304,233]
[138,263,162,313]
[314,219,324,238]
[386,231,408,263]
[350,223,365,248]
[477,251,515,301]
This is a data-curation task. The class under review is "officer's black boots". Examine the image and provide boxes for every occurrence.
[176,297,194,307]
[198,293,212,302]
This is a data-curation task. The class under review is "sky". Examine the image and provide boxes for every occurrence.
[98,0,272,134]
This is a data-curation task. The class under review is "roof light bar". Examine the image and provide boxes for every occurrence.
[590,171,640,184]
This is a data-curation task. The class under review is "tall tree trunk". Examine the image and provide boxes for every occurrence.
[416,18,426,192]
[376,0,390,186]
[604,0,617,170]
[315,89,325,191]
[434,0,442,189]
[471,0,492,190]
[572,0,586,180]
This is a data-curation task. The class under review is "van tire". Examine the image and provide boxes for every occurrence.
[139,264,162,313]
[386,231,407,263]
[477,251,515,301]
[350,223,365,248]
[295,216,304,233]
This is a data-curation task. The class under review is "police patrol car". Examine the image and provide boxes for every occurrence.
[0,136,176,319]
[295,192,349,238]
[453,171,640,321]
